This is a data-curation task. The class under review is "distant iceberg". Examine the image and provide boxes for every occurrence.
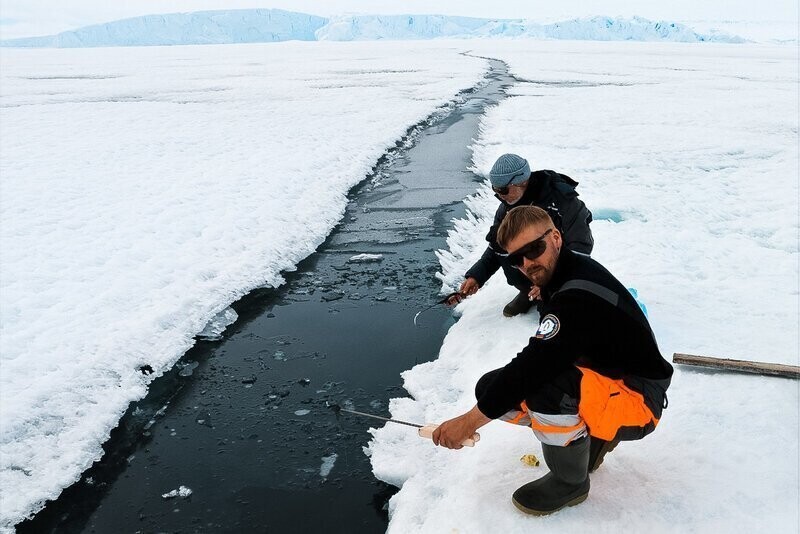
[316,15,746,43]
[316,14,491,42]
[1,9,326,47]
[1,10,746,48]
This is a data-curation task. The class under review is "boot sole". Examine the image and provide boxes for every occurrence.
[512,492,589,516]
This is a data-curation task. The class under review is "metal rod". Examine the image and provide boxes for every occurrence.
[413,292,461,326]
[339,408,422,428]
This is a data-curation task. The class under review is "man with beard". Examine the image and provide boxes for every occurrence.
[450,153,594,317]
[433,206,672,515]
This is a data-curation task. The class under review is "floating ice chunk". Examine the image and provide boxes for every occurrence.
[162,485,193,499]
[294,409,311,416]
[320,453,338,478]
[197,307,238,341]
[178,361,199,377]
[369,399,383,410]
[348,253,383,263]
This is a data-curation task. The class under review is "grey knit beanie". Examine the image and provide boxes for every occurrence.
[489,153,531,187]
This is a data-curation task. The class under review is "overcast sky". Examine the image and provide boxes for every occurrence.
[1,0,796,39]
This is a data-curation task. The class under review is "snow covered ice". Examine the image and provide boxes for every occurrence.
[0,41,486,529]
[0,19,796,534]
[196,306,238,341]
[368,40,798,533]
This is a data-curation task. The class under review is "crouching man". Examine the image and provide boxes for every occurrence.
[450,153,594,317]
[432,206,673,515]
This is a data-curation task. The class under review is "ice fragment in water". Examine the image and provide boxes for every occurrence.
[178,361,199,377]
[348,253,383,263]
[273,350,287,361]
[320,453,338,478]
[294,409,311,416]
[369,399,383,410]
[197,307,238,341]
[162,485,193,499]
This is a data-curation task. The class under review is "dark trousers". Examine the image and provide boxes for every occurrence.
[476,367,669,444]
[476,368,583,416]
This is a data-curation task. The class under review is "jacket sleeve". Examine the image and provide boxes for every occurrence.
[464,204,507,286]
[464,245,502,286]
[550,173,594,255]
[476,292,588,418]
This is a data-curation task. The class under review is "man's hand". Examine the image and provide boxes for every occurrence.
[447,278,480,305]
[527,285,541,301]
[432,405,491,449]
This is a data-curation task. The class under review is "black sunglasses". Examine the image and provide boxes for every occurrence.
[492,172,527,196]
[507,229,553,267]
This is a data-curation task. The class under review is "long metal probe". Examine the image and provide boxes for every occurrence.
[336,407,480,447]
[413,291,462,326]
[338,408,422,428]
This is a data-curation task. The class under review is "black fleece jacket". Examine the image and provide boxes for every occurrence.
[465,170,594,286]
[477,249,673,419]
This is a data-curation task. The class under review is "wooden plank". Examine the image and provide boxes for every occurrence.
[673,353,800,379]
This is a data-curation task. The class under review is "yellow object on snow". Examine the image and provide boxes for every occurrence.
[520,454,540,467]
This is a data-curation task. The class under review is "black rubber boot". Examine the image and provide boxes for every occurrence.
[589,436,620,473]
[512,437,590,515]
[502,290,534,317]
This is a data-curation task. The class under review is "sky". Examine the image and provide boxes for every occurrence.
[1,0,796,39]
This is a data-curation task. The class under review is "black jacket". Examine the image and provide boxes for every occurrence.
[477,248,673,420]
[465,170,594,286]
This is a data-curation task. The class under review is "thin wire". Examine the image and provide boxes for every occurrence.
[413,291,461,326]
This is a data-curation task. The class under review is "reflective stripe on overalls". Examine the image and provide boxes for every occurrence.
[498,400,588,446]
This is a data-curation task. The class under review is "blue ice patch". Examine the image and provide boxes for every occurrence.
[627,287,648,317]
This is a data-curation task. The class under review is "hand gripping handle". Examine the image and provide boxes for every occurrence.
[417,424,480,447]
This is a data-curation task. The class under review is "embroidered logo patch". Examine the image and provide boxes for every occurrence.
[535,314,560,340]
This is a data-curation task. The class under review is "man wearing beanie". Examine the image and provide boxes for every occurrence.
[451,153,594,317]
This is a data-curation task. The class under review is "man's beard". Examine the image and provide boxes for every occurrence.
[523,254,556,287]
[523,266,546,285]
